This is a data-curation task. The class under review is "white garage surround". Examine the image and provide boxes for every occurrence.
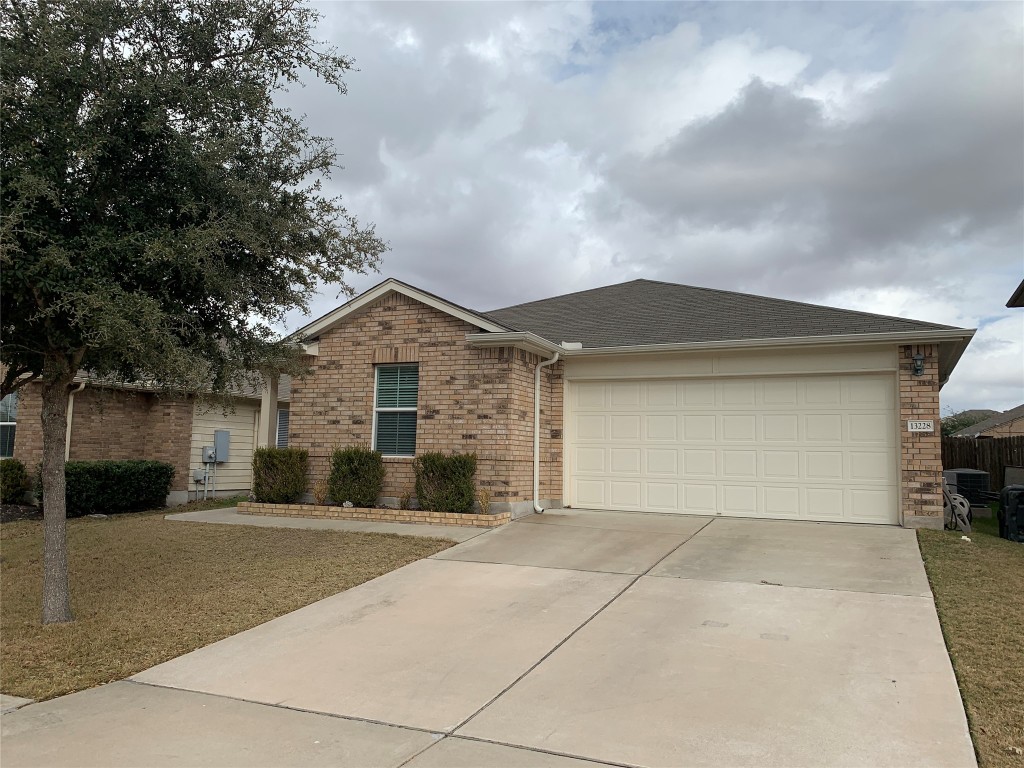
[565,372,900,525]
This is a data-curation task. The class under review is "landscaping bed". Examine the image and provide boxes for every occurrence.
[0,511,452,701]
[239,500,510,527]
[918,518,1024,767]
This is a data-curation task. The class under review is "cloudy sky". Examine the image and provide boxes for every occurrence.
[278,1,1023,414]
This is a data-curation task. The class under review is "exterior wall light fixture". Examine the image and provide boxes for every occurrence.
[912,353,926,376]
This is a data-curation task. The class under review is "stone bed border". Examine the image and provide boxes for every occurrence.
[237,501,510,528]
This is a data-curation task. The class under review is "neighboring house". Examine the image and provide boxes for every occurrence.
[1,375,291,504]
[1007,278,1024,308]
[951,404,1024,438]
[262,278,975,529]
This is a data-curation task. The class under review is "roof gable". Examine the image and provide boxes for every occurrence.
[290,279,511,341]
[486,279,960,349]
[952,403,1024,436]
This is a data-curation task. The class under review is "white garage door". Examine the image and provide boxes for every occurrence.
[567,374,899,524]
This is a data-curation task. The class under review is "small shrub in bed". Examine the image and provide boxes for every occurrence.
[414,452,477,514]
[328,445,385,508]
[0,458,32,504]
[251,447,308,504]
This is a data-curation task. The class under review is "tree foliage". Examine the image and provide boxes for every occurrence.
[1,0,385,396]
[0,0,385,623]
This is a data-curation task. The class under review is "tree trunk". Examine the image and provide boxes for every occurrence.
[40,367,74,624]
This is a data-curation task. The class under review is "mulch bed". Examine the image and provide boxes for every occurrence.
[0,504,41,524]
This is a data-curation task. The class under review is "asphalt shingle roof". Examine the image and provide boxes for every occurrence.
[485,279,957,348]
[952,403,1024,437]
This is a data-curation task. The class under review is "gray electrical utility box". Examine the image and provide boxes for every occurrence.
[214,430,230,464]
[202,445,216,463]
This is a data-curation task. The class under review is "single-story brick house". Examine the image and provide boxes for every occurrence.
[951,404,1024,438]
[262,278,975,529]
[1,375,292,504]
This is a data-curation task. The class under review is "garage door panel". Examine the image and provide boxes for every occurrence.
[764,486,800,517]
[646,482,678,510]
[683,484,717,512]
[609,448,641,474]
[645,449,678,475]
[722,485,758,515]
[683,449,716,476]
[646,415,677,440]
[568,375,898,524]
[721,414,756,441]
[804,378,843,405]
[610,415,641,440]
[575,447,605,473]
[762,379,798,405]
[575,383,606,409]
[848,413,891,443]
[722,451,757,478]
[609,481,641,508]
[609,383,641,407]
[763,414,798,441]
[804,414,844,442]
[683,415,716,440]
[645,382,678,407]
[575,479,605,506]
[575,414,606,440]
[763,450,799,479]
[806,451,844,480]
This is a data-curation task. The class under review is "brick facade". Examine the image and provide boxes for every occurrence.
[898,344,943,528]
[289,292,562,510]
[12,384,194,493]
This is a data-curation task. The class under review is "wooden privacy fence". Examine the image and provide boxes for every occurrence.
[942,436,1024,489]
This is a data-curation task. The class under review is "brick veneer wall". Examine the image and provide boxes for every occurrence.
[288,291,562,509]
[12,384,193,493]
[898,344,943,528]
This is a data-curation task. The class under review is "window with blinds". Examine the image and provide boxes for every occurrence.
[0,393,16,459]
[374,365,418,456]
[276,408,290,448]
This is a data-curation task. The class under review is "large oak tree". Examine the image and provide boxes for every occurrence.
[0,0,385,623]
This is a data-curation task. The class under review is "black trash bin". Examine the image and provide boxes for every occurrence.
[998,485,1024,543]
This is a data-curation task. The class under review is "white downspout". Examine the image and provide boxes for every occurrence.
[65,381,86,460]
[533,352,560,513]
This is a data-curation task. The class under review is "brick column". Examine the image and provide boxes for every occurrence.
[898,344,943,528]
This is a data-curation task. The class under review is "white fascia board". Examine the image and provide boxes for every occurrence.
[288,278,510,341]
[465,332,563,357]
[466,327,975,359]
[557,328,976,357]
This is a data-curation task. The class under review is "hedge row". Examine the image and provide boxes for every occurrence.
[250,446,479,514]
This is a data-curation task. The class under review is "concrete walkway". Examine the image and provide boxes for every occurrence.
[165,506,487,542]
[1,510,976,768]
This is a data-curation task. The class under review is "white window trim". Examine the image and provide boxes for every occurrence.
[372,365,418,458]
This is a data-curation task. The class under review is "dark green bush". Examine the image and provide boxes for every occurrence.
[0,458,32,504]
[328,445,385,507]
[41,460,176,517]
[251,447,308,504]
[414,452,477,514]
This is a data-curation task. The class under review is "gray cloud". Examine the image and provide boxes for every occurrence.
[279,2,1023,411]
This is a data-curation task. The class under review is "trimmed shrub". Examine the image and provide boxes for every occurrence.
[414,452,477,514]
[328,445,385,508]
[251,447,308,504]
[53,460,175,517]
[0,459,32,504]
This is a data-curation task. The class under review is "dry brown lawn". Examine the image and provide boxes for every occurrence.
[918,520,1024,768]
[1,512,452,701]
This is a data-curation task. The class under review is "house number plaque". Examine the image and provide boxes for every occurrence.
[907,420,934,432]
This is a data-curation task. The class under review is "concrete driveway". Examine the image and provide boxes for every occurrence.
[1,510,976,768]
